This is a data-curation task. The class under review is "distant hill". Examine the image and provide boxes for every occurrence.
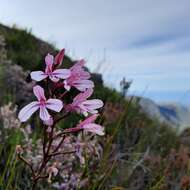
[130,96,190,131]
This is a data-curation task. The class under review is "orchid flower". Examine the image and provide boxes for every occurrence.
[18,85,63,122]
[64,60,94,91]
[67,88,103,116]
[31,50,70,82]
[64,114,104,136]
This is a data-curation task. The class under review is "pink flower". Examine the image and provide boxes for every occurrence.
[31,51,70,82]
[16,145,23,155]
[54,49,65,66]
[64,60,94,91]
[78,114,104,135]
[64,114,104,136]
[43,117,54,132]
[68,88,103,116]
[43,117,54,126]
[18,85,63,122]
[47,164,59,183]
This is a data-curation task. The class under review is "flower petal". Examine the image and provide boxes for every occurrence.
[45,53,54,66]
[64,80,71,91]
[30,71,47,81]
[18,101,39,122]
[45,54,54,73]
[54,49,65,66]
[33,85,46,101]
[78,114,99,127]
[43,117,54,126]
[73,88,93,104]
[52,167,59,176]
[63,126,82,133]
[52,69,71,79]
[73,80,94,91]
[71,59,85,71]
[82,99,104,110]
[46,99,63,112]
[78,70,91,80]
[39,107,51,121]
[83,123,104,136]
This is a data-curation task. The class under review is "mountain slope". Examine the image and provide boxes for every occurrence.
[0,23,72,71]
[131,96,190,131]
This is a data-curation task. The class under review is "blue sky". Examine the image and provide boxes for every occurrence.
[0,0,190,104]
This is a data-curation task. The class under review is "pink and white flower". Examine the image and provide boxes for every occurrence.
[47,164,59,183]
[43,117,54,132]
[78,114,104,135]
[64,60,94,91]
[67,88,103,116]
[43,116,54,126]
[31,51,70,82]
[18,85,63,122]
[64,114,104,136]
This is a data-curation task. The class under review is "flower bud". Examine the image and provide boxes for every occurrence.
[16,145,23,155]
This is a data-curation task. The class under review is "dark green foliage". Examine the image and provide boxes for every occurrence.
[0,24,73,71]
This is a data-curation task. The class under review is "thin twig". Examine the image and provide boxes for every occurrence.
[52,135,66,153]
[33,174,49,181]
[54,128,82,139]
[59,91,68,99]
[18,154,35,175]
[43,127,47,155]
[49,150,76,157]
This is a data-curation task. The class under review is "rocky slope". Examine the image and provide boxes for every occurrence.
[131,96,190,131]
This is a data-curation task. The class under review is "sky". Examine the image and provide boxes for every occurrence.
[0,0,190,104]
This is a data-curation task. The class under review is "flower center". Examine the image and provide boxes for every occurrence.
[40,99,46,106]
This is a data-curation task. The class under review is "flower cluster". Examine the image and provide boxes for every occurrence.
[18,50,103,125]
[1,103,20,129]
[22,128,103,189]
[17,49,104,188]
[0,103,103,189]
[0,103,21,142]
